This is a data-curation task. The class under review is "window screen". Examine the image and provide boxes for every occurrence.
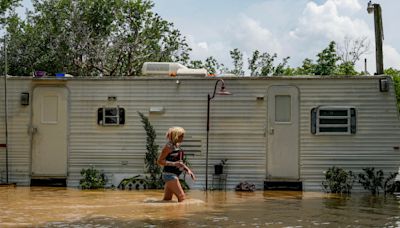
[311,106,356,135]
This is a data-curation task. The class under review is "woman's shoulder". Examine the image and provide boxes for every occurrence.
[164,142,175,149]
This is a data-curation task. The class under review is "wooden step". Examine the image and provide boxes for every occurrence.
[264,179,302,191]
[31,178,66,187]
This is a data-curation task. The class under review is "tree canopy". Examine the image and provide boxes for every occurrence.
[2,0,191,76]
[1,1,398,81]
[0,0,20,26]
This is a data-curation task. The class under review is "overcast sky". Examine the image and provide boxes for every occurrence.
[17,0,400,74]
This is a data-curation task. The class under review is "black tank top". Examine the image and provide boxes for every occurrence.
[163,143,184,176]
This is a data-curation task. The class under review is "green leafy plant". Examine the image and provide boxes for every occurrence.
[322,166,355,194]
[79,166,107,189]
[358,167,384,195]
[383,172,400,195]
[219,159,228,166]
[138,112,163,189]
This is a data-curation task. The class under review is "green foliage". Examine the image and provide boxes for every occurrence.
[3,0,191,76]
[384,68,400,112]
[383,172,400,195]
[287,58,316,76]
[323,166,400,195]
[189,56,227,76]
[230,48,244,76]
[358,167,384,195]
[79,166,107,189]
[0,0,20,26]
[322,166,355,194]
[315,41,340,75]
[247,50,290,76]
[336,61,358,76]
[204,56,224,75]
[138,111,163,189]
[189,60,204,69]
[358,168,400,195]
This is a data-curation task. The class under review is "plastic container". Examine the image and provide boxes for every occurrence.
[34,71,46,77]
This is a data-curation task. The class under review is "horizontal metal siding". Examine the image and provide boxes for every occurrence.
[66,79,268,189]
[2,76,399,192]
[0,78,31,185]
[298,79,400,191]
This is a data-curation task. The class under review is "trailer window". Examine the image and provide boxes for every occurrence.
[97,107,125,126]
[311,106,356,135]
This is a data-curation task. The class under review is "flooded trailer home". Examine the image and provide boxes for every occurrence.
[1,70,400,191]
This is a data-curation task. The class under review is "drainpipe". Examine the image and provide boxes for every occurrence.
[3,34,9,184]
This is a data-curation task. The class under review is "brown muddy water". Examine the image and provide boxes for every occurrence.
[0,187,399,227]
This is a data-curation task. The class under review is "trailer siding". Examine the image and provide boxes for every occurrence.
[1,76,399,191]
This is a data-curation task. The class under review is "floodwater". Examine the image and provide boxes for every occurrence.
[0,187,399,227]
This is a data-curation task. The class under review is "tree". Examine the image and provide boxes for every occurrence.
[189,56,227,76]
[189,60,204,69]
[0,0,20,26]
[336,62,358,76]
[248,50,261,76]
[204,56,219,75]
[273,56,290,76]
[337,36,370,65]
[247,50,290,76]
[384,68,400,112]
[230,48,244,76]
[4,0,191,76]
[314,41,340,75]
[297,58,315,75]
[334,36,369,76]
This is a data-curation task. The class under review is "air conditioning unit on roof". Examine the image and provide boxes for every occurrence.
[142,62,208,77]
[142,62,187,76]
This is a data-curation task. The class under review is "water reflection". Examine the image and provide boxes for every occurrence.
[0,187,399,227]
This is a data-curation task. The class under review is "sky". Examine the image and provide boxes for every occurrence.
[16,0,400,74]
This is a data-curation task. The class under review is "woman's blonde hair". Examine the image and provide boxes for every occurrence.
[166,127,185,144]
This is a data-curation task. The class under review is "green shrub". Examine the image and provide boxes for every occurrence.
[322,166,355,194]
[138,112,163,189]
[384,68,400,112]
[358,167,384,195]
[384,172,400,195]
[393,75,400,112]
[79,166,107,189]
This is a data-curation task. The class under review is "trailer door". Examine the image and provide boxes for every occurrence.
[267,86,299,180]
[31,86,68,178]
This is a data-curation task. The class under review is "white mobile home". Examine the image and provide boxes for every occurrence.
[1,74,399,191]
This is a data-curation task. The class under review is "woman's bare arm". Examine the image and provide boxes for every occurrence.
[157,144,183,167]
[157,145,171,166]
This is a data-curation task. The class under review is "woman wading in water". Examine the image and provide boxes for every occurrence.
[157,127,195,202]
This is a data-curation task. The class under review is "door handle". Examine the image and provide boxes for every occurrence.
[28,126,38,135]
[269,128,274,135]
